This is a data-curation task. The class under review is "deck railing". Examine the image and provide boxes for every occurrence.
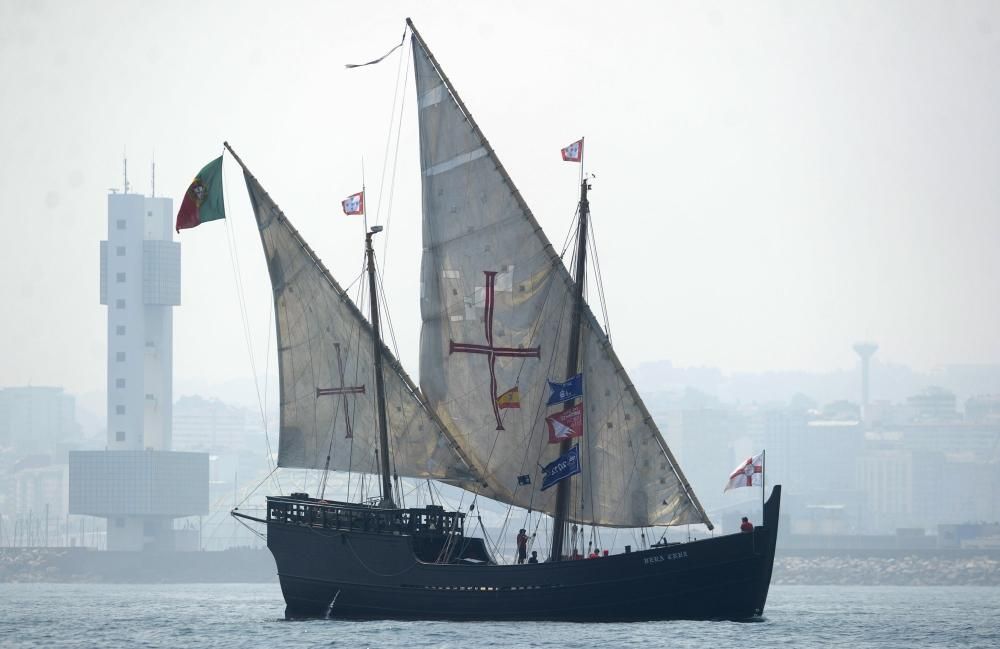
[266,497,465,537]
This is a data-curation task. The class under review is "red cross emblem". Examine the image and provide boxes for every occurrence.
[449,270,540,430]
[315,342,365,438]
[730,457,763,487]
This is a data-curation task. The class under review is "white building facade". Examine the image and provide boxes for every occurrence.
[70,189,207,551]
[99,192,179,451]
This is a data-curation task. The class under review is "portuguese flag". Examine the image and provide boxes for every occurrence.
[175,156,226,232]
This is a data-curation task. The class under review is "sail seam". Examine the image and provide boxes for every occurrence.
[423,147,488,176]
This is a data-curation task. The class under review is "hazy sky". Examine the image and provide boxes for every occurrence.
[1,0,998,397]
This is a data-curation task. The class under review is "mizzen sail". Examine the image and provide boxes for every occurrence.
[235,152,477,485]
[411,29,712,528]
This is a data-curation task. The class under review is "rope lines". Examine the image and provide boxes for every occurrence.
[220,154,280,495]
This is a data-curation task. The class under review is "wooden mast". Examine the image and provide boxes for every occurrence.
[365,226,395,507]
[549,178,590,561]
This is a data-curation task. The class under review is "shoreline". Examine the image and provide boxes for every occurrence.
[3,547,999,586]
[773,553,1000,586]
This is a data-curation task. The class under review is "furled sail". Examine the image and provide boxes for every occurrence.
[237,158,478,485]
[411,33,712,528]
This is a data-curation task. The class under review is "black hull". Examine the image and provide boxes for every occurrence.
[266,486,781,621]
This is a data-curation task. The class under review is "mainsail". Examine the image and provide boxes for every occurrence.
[235,154,477,485]
[411,32,712,528]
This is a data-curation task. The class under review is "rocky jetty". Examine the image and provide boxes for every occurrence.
[0,547,275,583]
[4,547,1000,585]
[774,554,1000,586]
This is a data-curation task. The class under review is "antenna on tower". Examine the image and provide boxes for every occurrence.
[151,152,156,198]
[123,147,130,195]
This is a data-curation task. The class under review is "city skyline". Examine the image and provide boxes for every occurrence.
[24,350,1000,443]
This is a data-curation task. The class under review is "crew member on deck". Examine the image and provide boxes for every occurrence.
[740,516,754,533]
[528,550,539,564]
[516,528,528,564]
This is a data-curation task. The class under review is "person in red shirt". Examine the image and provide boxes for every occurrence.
[516,528,528,564]
[740,516,754,533]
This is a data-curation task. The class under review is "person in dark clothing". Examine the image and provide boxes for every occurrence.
[740,516,754,533]
[516,528,528,564]
[528,550,539,564]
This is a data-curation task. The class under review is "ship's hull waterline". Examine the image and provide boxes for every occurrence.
[264,486,780,621]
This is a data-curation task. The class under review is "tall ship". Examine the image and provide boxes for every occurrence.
[228,19,780,621]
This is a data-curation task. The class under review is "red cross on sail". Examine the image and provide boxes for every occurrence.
[724,451,764,492]
[449,270,540,430]
[315,342,365,438]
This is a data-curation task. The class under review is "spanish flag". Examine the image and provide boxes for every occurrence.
[497,386,521,410]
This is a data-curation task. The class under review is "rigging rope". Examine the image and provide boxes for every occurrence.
[587,210,613,340]
[220,155,280,495]
[376,33,413,277]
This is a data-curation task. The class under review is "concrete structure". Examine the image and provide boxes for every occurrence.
[663,407,745,513]
[0,386,82,544]
[69,450,207,550]
[69,186,207,551]
[99,191,179,451]
[853,342,878,425]
[965,395,1000,422]
[906,386,959,422]
[172,395,256,453]
[11,457,69,545]
[0,386,80,454]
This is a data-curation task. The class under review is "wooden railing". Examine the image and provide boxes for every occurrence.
[266,497,465,537]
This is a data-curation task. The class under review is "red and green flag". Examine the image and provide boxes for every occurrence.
[175,156,226,232]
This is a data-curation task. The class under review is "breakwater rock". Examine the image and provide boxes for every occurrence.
[0,547,276,583]
[774,554,1000,586]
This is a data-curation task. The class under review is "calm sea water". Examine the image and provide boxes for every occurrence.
[1,583,998,648]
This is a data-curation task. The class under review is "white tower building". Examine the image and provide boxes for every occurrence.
[99,191,179,450]
[70,179,207,552]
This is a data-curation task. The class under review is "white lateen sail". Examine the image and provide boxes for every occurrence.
[240,164,479,485]
[412,33,712,528]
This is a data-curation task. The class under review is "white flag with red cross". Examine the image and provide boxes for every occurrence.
[725,451,764,492]
[342,191,364,215]
[561,138,584,162]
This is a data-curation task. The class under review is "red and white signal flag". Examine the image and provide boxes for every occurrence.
[342,191,365,215]
[561,138,584,163]
[725,451,764,492]
[546,402,584,443]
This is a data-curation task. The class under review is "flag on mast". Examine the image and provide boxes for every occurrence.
[561,138,584,163]
[546,373,583,406]
[342,191,365,215]
[545,402,584,443]
[541,445,581,491]
[175,156,226,232]
[496,386,521,410]
[725,452,764,492]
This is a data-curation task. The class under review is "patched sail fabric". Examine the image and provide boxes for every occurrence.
[412,36,712,528]
[241,166,477,484]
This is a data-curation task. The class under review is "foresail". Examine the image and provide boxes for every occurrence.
[239,163,477,484]
[411,31,712,528]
